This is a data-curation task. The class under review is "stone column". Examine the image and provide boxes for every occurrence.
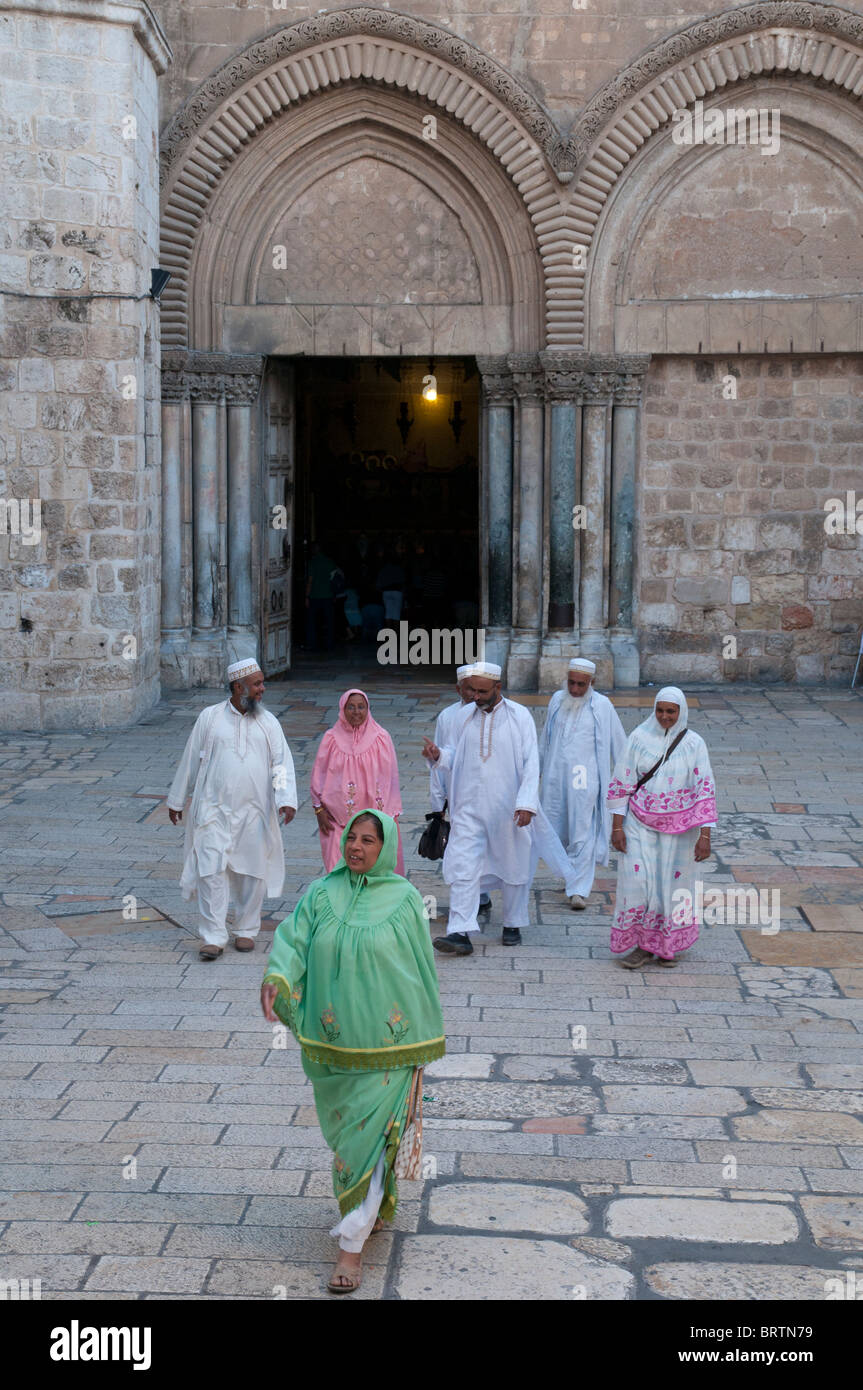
[609,361,650,687]
[227,374,261,641]
[578,370,614,670]
[508,353,545,690]
[190,386,223,646]
[540,353,586,687]
[476,356,513,674]
[159,366,189,685]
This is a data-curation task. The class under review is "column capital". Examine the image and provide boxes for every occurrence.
[581,371,617,403]
[507,353,544,403]
[476,355,513,403]
[161,372,189,403]
[540,352,587,401]
[611,369,649,406]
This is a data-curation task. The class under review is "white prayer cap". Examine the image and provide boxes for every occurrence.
[228,658,260,681]
[569,658,596,673]
[471,661,502,679]
[456,664,475,680]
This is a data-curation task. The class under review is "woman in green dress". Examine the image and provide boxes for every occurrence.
[260,808,445,1293]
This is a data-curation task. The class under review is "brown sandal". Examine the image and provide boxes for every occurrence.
[198,946,223,961]
[619,947,652,970]
[327,1255,362,1294]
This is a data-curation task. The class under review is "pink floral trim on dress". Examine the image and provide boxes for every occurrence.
[610,904,700,959]
[608,774,636,801]
[630,795,717,833]
[608,773,716,834]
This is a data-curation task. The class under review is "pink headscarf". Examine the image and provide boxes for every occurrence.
[330,689,387,756]
[310,688,403,827]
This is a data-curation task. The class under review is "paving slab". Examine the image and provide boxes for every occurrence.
[732,1109,863,1145]
[645,1261,843,1300]
[601,1085,747,1116]
[741,932,863,966]
[800,1196,863,1251]
[83,1256,212,1293]
[606,1197,798,1244]
[393,1234,634,1300]
[427,1182,590,1235]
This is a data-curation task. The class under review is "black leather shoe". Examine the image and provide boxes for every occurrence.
[477,899,491,921]
[433,932,473,956]
[501,927,522,946]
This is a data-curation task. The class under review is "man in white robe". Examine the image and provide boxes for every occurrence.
[422,663,538,955]
[167,658,297,960]
[428,664,491,921]
[539,657,626,910]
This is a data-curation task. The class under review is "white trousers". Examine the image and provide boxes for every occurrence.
[197,869,266,946]
[331,1153,385,1252]
[447,878,529,934]
[566,838,598,897]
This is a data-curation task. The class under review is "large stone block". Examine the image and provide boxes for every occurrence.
[735,603,781,631]
[671,578,728,607]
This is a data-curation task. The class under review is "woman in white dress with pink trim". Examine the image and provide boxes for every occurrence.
[607,687,717,969]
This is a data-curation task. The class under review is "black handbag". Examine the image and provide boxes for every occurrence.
[418,802,450,860]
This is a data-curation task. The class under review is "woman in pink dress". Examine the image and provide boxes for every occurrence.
[311,689,405,874]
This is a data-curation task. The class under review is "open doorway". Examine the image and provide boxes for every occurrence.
[291,357,480,663]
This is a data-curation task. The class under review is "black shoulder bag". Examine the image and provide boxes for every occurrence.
[418,801,450,860]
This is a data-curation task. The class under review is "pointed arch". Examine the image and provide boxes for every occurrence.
[158,8,563,349]
[561,1,863,348]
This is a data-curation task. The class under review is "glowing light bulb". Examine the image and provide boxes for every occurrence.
[422,373,438,401]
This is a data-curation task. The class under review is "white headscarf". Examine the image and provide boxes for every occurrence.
[639,686,688,746]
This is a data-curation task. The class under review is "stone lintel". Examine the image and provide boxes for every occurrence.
[540,352,651,402]
[161,350,264,405]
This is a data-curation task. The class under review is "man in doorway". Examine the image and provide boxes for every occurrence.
[539,657,626,909]
[167,659,297,960]
[427,663,491,921]
[422,662,539,955]
[305,540,338,651]
[375,548,407,623]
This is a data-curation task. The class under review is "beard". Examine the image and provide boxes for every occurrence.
[561,689,589,710]
[240,693,261,715]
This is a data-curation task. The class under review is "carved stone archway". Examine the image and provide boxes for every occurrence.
[158,7,568,350]
[563,1,863,349]
[185,86,543,354]
[585,81,863,353]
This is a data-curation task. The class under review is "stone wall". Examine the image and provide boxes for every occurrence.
[636,355,863,685]
[0,1,170,730]
[152,0,734,129]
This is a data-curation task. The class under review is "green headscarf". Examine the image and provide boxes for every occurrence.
[263,809,446,1071]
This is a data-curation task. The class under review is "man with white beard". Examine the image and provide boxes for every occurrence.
[422,662,538,955]
[427,664,491,922]
[167,658,297,960]
[539,657,625,909]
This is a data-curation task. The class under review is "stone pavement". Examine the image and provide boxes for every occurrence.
[0,677,862,1300]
